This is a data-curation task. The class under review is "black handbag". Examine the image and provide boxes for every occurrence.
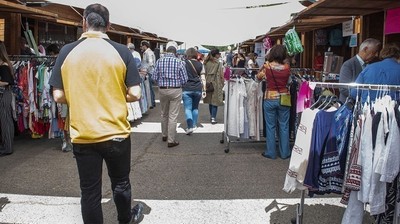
[206,82,214,93]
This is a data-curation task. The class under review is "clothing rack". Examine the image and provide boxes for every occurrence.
[292,81,400,224]
[309,81,400,91]
[9,55,57,59]
[220,68,265,153]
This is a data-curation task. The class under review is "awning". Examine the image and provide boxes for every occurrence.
[267,0,400,37]
[0,0,57,17]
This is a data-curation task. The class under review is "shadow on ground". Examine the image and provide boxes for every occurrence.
[266,200,375,224]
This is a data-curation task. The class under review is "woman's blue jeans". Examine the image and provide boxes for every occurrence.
[263,99,291,159]
[182,90,202,128]
[208,104,218,119]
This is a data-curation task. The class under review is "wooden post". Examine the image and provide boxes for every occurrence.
[301,32,306,68]
[34,19,38,45]
[9,13,22,55]
[382,10,386,45]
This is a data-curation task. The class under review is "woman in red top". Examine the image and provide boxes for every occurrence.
[257,45,291,159]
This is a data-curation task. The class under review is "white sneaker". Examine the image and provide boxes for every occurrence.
[211,118,217,124]
[193,125,198,131]
[185,128,193,135]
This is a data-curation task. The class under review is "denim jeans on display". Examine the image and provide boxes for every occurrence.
[182,90,202,128]
[73,137,132,224]
[209,104,218,119]
[263,99,291,159]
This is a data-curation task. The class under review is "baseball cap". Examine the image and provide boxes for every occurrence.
[166,41,178,50]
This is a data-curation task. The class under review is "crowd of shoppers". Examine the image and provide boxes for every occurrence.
[2,3,400,222]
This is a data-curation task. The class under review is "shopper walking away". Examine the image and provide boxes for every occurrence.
[140,40,156,108]
[203,49,224,124]
[0,41,15,157]
[182,47,207,135]
[257,45,291,160]
[49,4,143,224]
[152,41,188,147]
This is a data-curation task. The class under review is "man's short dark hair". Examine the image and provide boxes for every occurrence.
[83,4,109,31]
[210,49,220,57]
[46,44,60,55]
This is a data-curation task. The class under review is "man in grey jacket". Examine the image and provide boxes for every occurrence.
[339,38,381,102]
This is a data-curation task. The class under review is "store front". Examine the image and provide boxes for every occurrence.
[255,0,400,76]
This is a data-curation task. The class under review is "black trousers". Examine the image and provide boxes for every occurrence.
[73,137,132,224]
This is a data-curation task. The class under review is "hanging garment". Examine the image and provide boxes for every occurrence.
[283,108,319,193]
[304,108,337,192]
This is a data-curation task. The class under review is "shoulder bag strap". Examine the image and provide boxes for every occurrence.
[188,60,200,76]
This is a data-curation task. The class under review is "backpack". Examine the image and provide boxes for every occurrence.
[285,28,303,56]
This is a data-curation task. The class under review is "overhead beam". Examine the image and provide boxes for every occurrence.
[317,6,383,11]
[0,0,57,17]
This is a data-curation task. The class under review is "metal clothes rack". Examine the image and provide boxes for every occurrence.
[220,67,264,153]
[293,81,400,224]
[9,55,57,61]
[309,81,400,91]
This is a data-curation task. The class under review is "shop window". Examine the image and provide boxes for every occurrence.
[0,19,4,41]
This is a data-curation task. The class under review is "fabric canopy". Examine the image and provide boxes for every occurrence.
[48,0,305,46]
[177,42,210,54]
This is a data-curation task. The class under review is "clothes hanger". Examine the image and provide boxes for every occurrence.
[310,95,325,109]
[318,95,331,109]
[321,95,337,110]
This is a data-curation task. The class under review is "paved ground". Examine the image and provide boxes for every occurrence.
[0,88,375,224]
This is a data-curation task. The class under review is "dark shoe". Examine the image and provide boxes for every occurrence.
[261,153,276,159]
[0,152,12,157]
[130,203,144,224]
[167,141,179,148]
[162,136,167,142]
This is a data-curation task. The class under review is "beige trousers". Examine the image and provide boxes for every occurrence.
[159,88,182,143]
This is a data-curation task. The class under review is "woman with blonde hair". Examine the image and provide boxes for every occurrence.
[0,41,15,157]
[203,49,224,124]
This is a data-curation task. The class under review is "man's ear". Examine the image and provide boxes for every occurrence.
[82,18,87,32]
